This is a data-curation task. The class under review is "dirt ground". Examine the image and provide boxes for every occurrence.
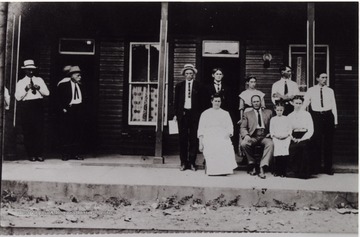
[0,191,358,233]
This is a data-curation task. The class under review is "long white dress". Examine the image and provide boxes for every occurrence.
[198,108,238,175]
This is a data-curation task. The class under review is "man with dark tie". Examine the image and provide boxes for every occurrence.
[204,68,232,111]
[56,66,85,161]
[271,65,300,115]
[15,59,50,162]
[173,64,204,171]
[303,72,338,175]
[240,95,274,179]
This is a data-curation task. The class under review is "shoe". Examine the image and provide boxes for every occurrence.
[258,173,266,179]
[36,157,44,162]
[190,165,197,171]
[249,167,257,176]
[29,157,36,162]
[180,165,186,171]
[325,170,334,175]
[74,155,84,160]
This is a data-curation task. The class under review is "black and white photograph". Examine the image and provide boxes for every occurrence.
[0,1,358,236]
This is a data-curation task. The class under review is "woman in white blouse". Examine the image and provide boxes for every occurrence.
[287,95,314,179]
[198,93,238,176]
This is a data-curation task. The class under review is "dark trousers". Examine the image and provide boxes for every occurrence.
[310,111,335,173]
[178,109,198,167]
[289,140,310,178]
[20,99,44,157]
[59,104,84,157]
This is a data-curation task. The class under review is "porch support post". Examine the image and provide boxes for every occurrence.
[307,3,315,87]
[0,2,8,202]
[154,2,168,163]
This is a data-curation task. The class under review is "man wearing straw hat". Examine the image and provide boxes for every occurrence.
[173,64,205,171]
[15,59,50,162]
[56,65,85,161]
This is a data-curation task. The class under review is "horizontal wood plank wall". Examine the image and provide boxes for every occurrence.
[163,38,198,155]
[97,40,124,152]
[245,40,285,108]
[332,46,358,164]
[38,42,52,152]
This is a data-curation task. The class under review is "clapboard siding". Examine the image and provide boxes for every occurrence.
[97,40,124,151]
[332,46,358,164]
[245,40,285,108]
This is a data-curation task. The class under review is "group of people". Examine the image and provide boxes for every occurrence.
[174,64,338,179]
[14,59,85,162]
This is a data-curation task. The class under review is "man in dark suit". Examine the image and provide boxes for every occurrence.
[56,66,85,161]
[173,64,204,171]
[240,95,274,179]
[204,68,232,112]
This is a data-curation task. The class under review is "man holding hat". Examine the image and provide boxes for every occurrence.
[56,65,84,161]
[15,59,50,162]
[173,64,205,171]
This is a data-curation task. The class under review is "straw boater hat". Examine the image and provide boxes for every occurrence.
[21,59,37,69]
[181,64,198,75]
[68,66,81,75]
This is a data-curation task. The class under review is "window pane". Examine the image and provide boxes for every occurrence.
[149,85,158,122]
[291,55,307,92]
[131,44,148,82]
[130,85,148,122]
[149,45,160,82]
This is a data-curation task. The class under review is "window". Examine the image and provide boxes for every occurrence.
[202,40,240,58]
[128,43,168,125]
[289,45,329,94]
[59,38,95,55]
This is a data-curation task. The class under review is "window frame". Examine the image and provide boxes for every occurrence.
[128,42,169,126]
[289,44,330,93]
[58,38,95,55]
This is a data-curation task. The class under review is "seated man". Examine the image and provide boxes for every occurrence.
[240,95,274,179]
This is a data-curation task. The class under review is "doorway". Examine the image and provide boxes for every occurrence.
[51,54,98,156]
[201,57,241,153]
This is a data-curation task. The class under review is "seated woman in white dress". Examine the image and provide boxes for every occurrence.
[198,93,238,176]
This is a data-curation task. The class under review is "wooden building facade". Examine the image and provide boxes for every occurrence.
[3,2,358,165]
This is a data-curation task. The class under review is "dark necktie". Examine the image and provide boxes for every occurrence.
[320,87,324,107]
[188,82,191,99]
[284,80,288,95]
[30,78,36,95]
[257,110,262,127]
[74,84,79,99]
[215,83,220,92]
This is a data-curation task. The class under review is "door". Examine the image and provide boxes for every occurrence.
[52,54,98,156]
[201,57,241,153]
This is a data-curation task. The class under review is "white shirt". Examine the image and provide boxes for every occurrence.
[287,110,314,141]
[70,81,82,105]
[184,79,193,109]
[271,78,300,104]
[302,84,338,125]
[15,76,50,101]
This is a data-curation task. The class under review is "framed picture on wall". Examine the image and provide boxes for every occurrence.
[202,40,239,58]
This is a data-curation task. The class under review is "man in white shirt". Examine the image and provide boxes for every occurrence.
[271,65,300,115]
[15,59,50,162]
[173,64,205,171]
[57,66,85,161]
[303,72,337,175]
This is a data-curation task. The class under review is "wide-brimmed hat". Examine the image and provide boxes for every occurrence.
[181,64,198,75]
[68,66,81,75]
[21,59,37,69]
